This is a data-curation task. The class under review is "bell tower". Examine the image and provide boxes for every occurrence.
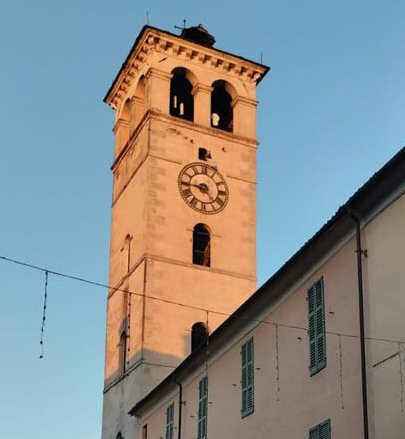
[101,25,269,439]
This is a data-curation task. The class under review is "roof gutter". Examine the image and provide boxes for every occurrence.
[346,206,369,439]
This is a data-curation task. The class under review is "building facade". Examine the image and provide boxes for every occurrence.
[129,148,405,439]
[102,25,268,439]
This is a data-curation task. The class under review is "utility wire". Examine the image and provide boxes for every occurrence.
[1,253,405,346]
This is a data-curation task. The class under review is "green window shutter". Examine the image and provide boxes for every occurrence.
[198,377,208,439]
[319,419,331,439]
[308,278,326,376]
[165,403,174,439]
[309,419,331,439]
[241,337,254,418]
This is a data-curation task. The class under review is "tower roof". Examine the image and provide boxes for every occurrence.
[104,25,269,108]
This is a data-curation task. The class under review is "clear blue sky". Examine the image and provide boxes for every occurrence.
[0,0,404,437]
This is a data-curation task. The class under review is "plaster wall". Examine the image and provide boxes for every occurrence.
[363,192,405,438]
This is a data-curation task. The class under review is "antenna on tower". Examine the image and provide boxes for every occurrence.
[260,51,263,64]
[146,11,150,25]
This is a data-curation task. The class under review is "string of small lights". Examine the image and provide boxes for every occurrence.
[39,271,48,359]
[1,253,405,348]
[275,324,280,401]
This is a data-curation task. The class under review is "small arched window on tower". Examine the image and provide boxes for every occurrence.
[122,234,131,276]
[193,224,210,267]
[211,80,235,132]
[131,76,146,132]
[119,331,127,374]
[170,68,194,122]
[117,99,131,150]
[191,322,209,352]
[116,434,123,439]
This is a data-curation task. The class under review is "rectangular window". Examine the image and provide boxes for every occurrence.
[241,337,254,418]
[308,277,326,376]
[142,424,148,439]
[198,376,208,439]
[165,403,174,439]
[309,419,331,439]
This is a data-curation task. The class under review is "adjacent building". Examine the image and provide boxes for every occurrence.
[129,146,405,439]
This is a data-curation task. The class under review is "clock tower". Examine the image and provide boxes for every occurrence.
[101,25,268,439]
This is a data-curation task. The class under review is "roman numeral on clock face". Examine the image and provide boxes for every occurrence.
[182,188,192,198]
[215,197,224,207]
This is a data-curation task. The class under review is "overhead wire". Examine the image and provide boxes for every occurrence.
[1,253,405,346]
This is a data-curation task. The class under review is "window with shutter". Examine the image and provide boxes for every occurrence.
[241,337,254,418]
[307,277,326,376]
[198,376,208,439]
[165,403,174,439]
[309,419,331,439]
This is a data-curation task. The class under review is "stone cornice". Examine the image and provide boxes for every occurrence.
[104,26,269,110]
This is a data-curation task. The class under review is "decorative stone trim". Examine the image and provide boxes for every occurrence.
[105,28,268,110]
[113,118,129,134]
[192,83,213,96]
[232,96,259,108]
[144,67,173,82]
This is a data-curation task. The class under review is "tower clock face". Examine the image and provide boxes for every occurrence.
[178,162,229,214]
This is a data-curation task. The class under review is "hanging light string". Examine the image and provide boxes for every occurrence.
[39,271,49,359]
[1,253,405,346]
[275,324,280,401]
[127,287,132,368]
[338,334,345,409]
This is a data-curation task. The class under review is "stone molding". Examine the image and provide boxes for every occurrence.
[105,28,268,110]
[107,253,256,300]
[192,83,213,96]
[233,95,259,108]
[111,109,259,172]
[112,118,129,134]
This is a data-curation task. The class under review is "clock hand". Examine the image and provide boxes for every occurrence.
[186,182,214,201]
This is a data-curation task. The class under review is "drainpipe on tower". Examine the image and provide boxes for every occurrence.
[346,206,369,439]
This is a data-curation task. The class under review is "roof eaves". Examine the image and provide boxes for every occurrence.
[104,25,270,104]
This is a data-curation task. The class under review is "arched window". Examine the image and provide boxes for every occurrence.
[131,76,146,131]
[191,322,209,352]
[121,99,131,123]
[116,434,123,439]
[114,100,132,156]
[170,68,194,122]
[211,80,235,132]
[119,331,127,374]
[193,224,210,267]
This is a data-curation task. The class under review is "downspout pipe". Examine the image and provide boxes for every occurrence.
[173,377,183,439]
[347,207,369,439]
